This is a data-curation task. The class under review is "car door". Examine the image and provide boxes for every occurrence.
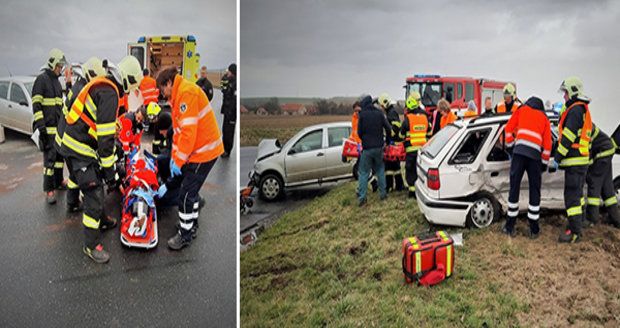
[541,127,564,208]
[0,81,10,127]
[284,128,326,184]
[323,126,353,180]
[481,126,513,203]
[8,82,32,133]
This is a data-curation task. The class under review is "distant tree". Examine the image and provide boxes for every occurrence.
[263,97,281,115]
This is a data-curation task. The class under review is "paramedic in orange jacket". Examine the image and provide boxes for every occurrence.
[502,96,552,239]
[438,99,457,129]
[139,68,159,106]
[349,101,362,143]
[155,66,224,250]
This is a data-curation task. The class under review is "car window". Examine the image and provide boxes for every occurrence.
[9,83,27,105]
[23,82,33,96]
[328,127,350,147]
[487,128,510,162]
[291,129,323,154]
[422,124,460,159]
[450,128,491,165]
[0,81,9,99]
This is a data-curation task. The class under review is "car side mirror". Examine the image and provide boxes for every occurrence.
[19,101,28,106]
[288,148,296,155]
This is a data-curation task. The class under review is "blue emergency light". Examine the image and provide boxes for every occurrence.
[138,36,146,42]
[187,35,196,42]
[414,74,441,78]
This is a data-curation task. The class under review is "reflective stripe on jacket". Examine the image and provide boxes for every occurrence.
[505,104,552,164]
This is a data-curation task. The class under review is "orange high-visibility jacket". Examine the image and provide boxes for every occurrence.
[170,75,224,167]
[440,111,457,129]
[349,112,361,143]
[139,76,159,106]
[496,100,522,113]
[505,104,552,164]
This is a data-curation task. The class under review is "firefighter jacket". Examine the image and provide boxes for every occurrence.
[170,75,224,167]
[220,74,236,117]
[55,77,87,151]
[557,98,592,167]
[589,124,616,162]
[400,108,431,153]
[58,77,120,180]
[504,98,552,164]
[32,68,64,148]
[385,105,402,143]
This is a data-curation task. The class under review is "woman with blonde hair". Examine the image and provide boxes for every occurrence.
[438,98,457,129]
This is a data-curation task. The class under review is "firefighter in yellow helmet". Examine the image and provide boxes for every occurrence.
[400,94,432,198]
[378,93,404,192]
[495,83,521,113]
[32,48,67,204]
[59,56,143,263]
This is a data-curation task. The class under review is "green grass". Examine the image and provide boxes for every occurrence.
[241,182,527,327]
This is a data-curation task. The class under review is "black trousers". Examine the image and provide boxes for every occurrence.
[42,145,63,192]
[222,113,236,155]
[69,159,105,249]
[174,159,217,239]
[506,154,542,232]
[384,160,403,192]
[64,159,80,207]
[586,156,619,223]
[564,165,588,234]
[405,152,418,193]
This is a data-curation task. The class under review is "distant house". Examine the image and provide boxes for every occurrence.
[281,103,307,116]
[256,107,269,116]
[240,105,249,114]
[305,105,318,115]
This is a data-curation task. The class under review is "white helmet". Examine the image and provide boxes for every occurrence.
[117,56,144,94]
[47,48,67,70]
[82,57,106,81]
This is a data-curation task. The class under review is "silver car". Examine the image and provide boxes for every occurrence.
[253,121,355,201]
[0,76,35,136]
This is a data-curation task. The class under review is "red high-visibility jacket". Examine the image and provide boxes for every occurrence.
[505,104,552,164]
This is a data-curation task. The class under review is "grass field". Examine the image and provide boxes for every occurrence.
[241,182,620,327]
[240,115,351,146]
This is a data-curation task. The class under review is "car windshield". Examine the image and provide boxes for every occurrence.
[23,82,33,96]
[408,82,442,107]
[422,124,460,159]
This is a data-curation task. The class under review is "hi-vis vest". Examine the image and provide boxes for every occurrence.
[65,77,119,140]
[405,113,428,153]
[497,101,521,113]
[558,101,592,161]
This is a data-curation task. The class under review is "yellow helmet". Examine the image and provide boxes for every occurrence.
[117,56,144,94]
[406,94,419,110]
[47,48,66,70]
[82,57,106,81]
[503,83,516,97]
[378,93,391,108]
[146,102,162,120]
[559,76,585,99]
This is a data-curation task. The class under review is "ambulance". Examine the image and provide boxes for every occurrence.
[128,35,201,83]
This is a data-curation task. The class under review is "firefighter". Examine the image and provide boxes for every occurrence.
[378,93,404,192]
[155,66,224,250]
[139,68,159,107]
[32,48,67,204]
[55,56,107,212]
[584,124,620,228]
[555,76,593,243]
[502,96,552,238]
[220,63,236,158]
[495,83,521,114]
[400,94,431,198]
[59,56,143,263]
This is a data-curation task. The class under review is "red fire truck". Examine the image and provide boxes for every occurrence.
[404,74,516,115]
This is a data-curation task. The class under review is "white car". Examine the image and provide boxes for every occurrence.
[0,76,35,136]
[253,121,355,201]
[415,114,620,228]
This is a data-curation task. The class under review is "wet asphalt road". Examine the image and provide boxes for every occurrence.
[0,93,237,327]
[240,146,342,233]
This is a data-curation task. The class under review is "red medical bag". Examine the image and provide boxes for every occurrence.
[402,231,455,286]
[384,143,405,161]
[342,138,361,158]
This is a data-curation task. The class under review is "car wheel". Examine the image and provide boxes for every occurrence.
[259,173,283,202]
[352,161,359,180]
[467,193,499,229]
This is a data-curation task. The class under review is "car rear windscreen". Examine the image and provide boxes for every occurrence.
[422,124,460,159]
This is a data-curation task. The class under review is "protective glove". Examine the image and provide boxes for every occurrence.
[548,159,559,172]
[156,184,167,198]
[170,159,182,177]
[37,128,48,152]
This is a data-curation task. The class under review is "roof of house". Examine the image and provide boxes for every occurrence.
[281,103,306,112]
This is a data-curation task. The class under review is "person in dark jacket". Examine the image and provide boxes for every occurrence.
[480,97,495,117]
[220,63,236,157]
[357,94,391,206]
[196,66,213,101]
[378,93,404,192]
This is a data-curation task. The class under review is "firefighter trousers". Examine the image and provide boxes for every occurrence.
[506,154,541,233]
[222,113,236,155]
[586,156,620,225]
[385,159,403,192]
[564,165,588,234]
[63,159,80,207]
[69,160,106,249]
[42,146,64,192]
[175,158,217,240]
[405,152,418,194]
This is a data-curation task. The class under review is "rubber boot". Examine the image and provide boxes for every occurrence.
[100,216,117,230]
[503,217,517,237]
[559,216,581,243]
[394,174,404,192]
[528,219,540,239]
[607,204,620,228]
[584,205,599,228]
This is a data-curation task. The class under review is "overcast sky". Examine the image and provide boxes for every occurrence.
[241,0,620,132]
[0,0,236,74]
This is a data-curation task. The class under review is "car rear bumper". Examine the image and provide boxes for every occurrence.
[415,181,472,227]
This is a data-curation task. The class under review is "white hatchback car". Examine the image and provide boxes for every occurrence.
[0,76,35,136]
[415,114,620,228]
[252,121,355,201]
